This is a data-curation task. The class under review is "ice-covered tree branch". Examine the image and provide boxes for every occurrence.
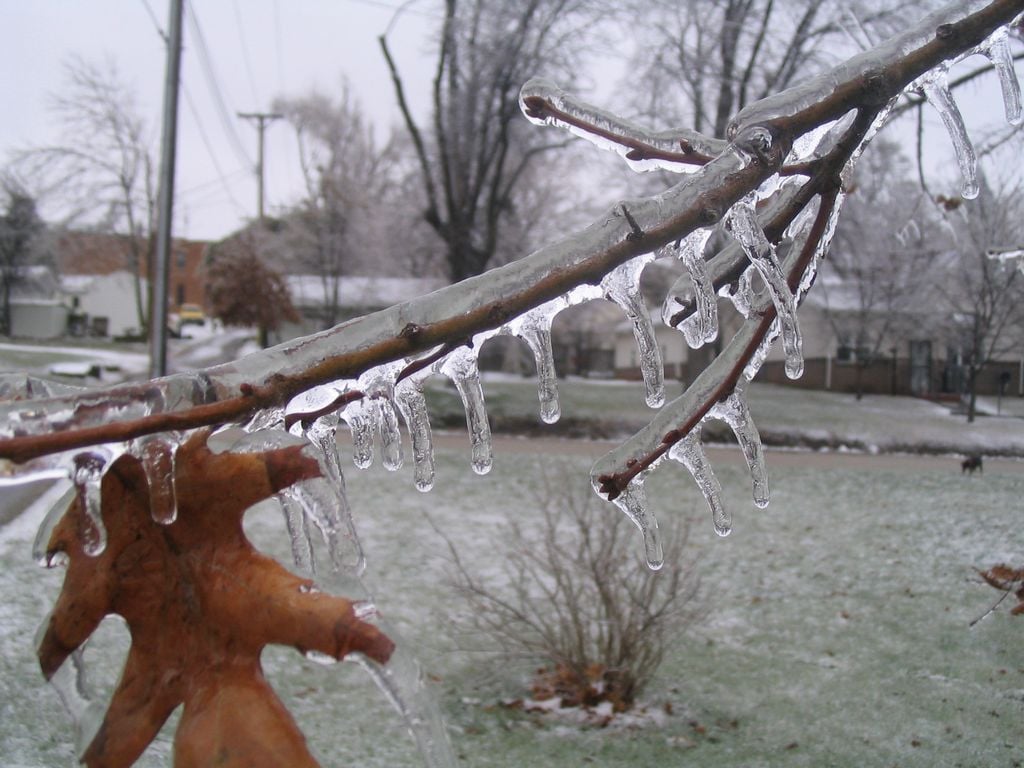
[0,0,1018,472]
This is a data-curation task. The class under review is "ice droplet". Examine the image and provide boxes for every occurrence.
[602,253,664,407]
[669,433,731,537]
[71,451,109,556]
[710,390,769,508]
[437,344,492,475]
[394,377,436,492]
[725,201,804,378]
[917,68,979,199]
[136,437,178,525]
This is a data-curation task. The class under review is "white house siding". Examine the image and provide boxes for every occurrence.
[64,271,148,338]
[10,300,68,339]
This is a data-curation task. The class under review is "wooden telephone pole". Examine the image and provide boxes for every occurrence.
[237,111,283,221]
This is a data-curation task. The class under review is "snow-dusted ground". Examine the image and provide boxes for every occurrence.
[1,434,1021,767]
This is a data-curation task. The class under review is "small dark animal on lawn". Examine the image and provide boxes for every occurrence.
[961,455,983,475]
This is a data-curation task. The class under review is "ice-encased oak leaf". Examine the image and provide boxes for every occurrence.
[38,429,394,768]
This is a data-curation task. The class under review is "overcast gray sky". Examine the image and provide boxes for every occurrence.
[0,2,1015,243]
[0,0,440,240]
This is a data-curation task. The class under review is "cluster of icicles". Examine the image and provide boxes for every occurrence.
[1,9,1021,767]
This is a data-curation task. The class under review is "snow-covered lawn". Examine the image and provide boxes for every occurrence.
[1,437,1021,767]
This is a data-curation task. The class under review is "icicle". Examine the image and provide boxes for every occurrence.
[339,397,378,470]
[137,437,178,525]
[719,268,755,319]
[357,365,406,472]
[38,641,106,761]
[32,483,75,567]
[725,201,804,378]
[377,399,403,471]
[602,253,665,407]
[601,473,664,570]
[664,231,717,348]
[349,643,458,768]
[513,311,561,424]
[394,377,436,492]
[279,492,314,573]
[71,451,109,556]
[668,433,731,537]
[709,390,769,508]
[917,68,979,199]
[980,27,1023,126]
[286,477,364,576]
[437,344,492,475]
[302,416,365,575]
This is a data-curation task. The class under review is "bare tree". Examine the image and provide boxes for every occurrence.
[13,56,156,334]
[628,0,918,139]
[934,178,1024,422]
[820,138,939,398]
[0,182,46,336]
[380,0,596,282]
[439,466,701,711]
[274,85,399,328]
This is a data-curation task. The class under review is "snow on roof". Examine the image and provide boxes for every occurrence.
[286,275,446,308]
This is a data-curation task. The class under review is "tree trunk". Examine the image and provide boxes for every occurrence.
[966,366,978,423]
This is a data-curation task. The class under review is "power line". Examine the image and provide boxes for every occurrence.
[137,0,167,42]
[232,0,261,108]
[181,83,247,215]
[185,0,253,169]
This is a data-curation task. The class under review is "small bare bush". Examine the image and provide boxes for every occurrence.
[440,468,702,712]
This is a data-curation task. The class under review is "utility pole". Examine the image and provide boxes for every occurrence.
[150,0,184,378]
[237,111,283,221]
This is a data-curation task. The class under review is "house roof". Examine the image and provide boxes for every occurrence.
[285,275,445,309]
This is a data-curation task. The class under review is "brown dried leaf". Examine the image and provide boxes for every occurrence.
[39,429,394,768]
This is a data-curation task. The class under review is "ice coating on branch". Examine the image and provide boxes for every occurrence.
[602,252,665,407]
[71,451,110,556]
[725,201,804,378]
[662,230,717,348]
[437,343,492,475]
[510,307,561,424]
[136,437,178,525]
[917,67,979,200]
[977,26,1024,125]
[519,78,726,173]
[394,375,436,492]
[668,433,731,537]
[709,390,769,508]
